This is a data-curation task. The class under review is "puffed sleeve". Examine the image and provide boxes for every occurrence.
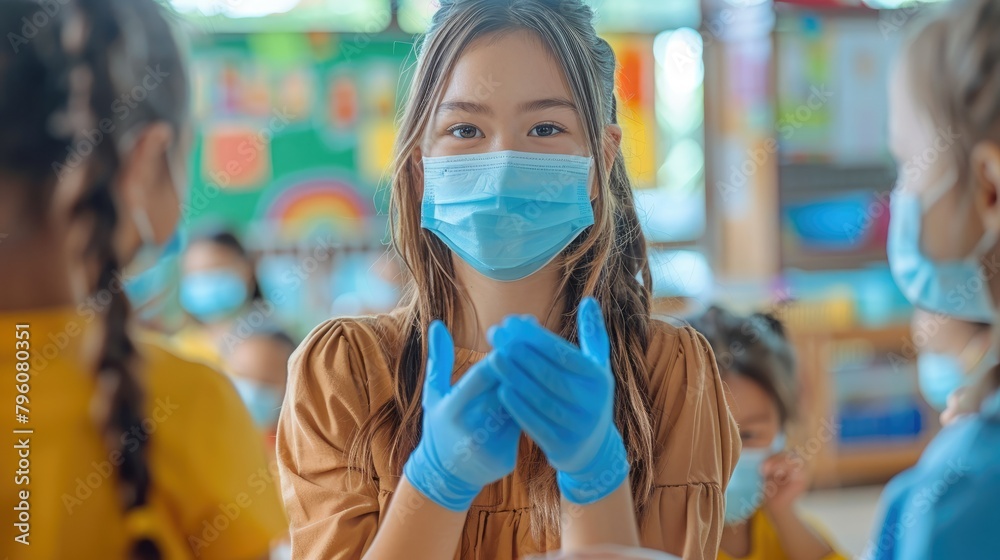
[639,323,740,560]
[276,318,391,559]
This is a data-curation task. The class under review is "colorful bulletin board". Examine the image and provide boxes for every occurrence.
[606,34,657,190]
[775,13,902,165]
[185,31,408,246]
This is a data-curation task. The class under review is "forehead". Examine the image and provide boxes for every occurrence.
[723,373,779,422]
[438,29,574,108]
[183,240,243,268]
[234,337,292,359]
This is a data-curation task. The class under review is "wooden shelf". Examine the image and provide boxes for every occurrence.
[787,322,931,489]
[813,438,932,488]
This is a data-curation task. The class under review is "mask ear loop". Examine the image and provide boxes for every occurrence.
[131,202,157,247]
[917,169,960,212]
[971,223,1000,259]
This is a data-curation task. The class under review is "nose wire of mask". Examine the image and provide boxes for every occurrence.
[887,173,997,323]
[420,150,595,282]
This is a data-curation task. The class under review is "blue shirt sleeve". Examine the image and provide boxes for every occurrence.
[868,390,1000,560]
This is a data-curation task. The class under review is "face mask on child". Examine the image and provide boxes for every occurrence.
[123,148,188,315]
[230,377,283,429]
[124,210,182,316]
[887,174,997,323]
[420,150,595,281]
[724,434,786,525]
[918,341,997,411]
[180,270,248,322]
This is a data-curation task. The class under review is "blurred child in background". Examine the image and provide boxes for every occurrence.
[173,228,276,368]
[225,326,296,560]
[0,0,286,557]
[691,307,848,560]
[869,0,1000,557]
[225,327,296,457]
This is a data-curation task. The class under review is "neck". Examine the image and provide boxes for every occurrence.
[0,229,79,312]
[451,259,565,352]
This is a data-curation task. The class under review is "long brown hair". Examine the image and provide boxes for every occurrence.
[349,0,655,542]
[0,1,188,558]
[902,0,1000,411]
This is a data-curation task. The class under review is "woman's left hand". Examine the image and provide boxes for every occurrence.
[761,451,809,513]
[486,297,629,505]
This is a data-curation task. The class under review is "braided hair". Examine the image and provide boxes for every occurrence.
[0,1,188,557]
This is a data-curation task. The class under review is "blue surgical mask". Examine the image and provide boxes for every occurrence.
[180,270,248,322]
[917,353,966,411]
[421,150,594,281]
[230,377,283,429]
[918,342,997,411]
[124,208,183,318]
[887,176,997,323]
[121,146,189,318]
[724,434,785,525]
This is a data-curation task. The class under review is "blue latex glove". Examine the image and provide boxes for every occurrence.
[403,320,521,511]
[487,297,629,504]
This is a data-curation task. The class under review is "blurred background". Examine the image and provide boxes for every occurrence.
[147,0,951,553]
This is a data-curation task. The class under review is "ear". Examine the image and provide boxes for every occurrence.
[112,122,175,259]
[116,122,174,213]
[602,124,622,174]
[592,124,622,199]
[972,140,1000,234]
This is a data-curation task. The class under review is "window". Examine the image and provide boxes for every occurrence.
[171,0,391,32]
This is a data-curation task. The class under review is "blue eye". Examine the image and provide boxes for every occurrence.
[529,123,564,137]
[449,125,483,139]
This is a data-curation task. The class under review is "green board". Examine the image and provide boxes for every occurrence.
[184,32,415,247]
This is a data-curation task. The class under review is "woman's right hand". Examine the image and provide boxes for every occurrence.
[487,297,629,505]
[402,320,521,511]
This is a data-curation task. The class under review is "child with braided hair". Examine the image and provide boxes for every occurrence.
[0,1,286,558]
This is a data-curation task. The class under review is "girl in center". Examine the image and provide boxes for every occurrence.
[277,0,739,558]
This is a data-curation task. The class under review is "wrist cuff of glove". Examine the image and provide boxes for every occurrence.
[557,429,630,505]
[403,445,482,512]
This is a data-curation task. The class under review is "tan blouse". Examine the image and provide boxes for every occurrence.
[277,313,739,559]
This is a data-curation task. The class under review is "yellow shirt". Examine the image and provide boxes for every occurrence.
[170,324,225,370]
[277,312,741,560]
[0,307,288,559]
[718,509,850,560]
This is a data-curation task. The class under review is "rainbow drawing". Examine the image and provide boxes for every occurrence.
[259,174,371,243]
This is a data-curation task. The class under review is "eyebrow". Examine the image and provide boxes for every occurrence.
[738,413,775,424]
[436,97,579,116]
[519,97,578,113]
[437,100,494,116]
